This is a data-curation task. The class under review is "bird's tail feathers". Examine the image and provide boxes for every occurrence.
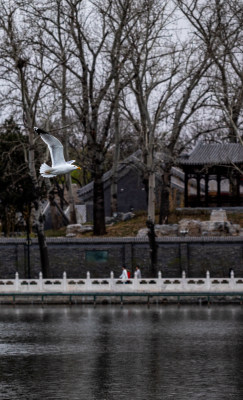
[40,163,56,178]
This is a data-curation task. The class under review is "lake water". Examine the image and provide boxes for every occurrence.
[0,305,243,399]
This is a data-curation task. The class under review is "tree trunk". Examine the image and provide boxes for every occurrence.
[61,60,77,225]
[92,145,106,235]
[110,67,120,216]
[143,176,149,205]
[146,219,157,277]
[93,174,106,235]
[110,138,119,215]
[159,168,171,224]
[145,146,157,276]
[148,172,156,223]
[110,173,118,216]
[33,199,50,278]
[49,189,70,229]
[49,191,60,230]
[110,122,119,216]
[66,174,77,224]
[28,129,50,278]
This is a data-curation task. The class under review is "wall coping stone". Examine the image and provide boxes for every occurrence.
[1,236,243,244]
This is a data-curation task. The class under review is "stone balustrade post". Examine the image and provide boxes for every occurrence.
[181,270,186,290]
[63,271,67,292]
[133,270,139,291]
[86,271,91,290]
[15,272,19,292]
[206,270,210,290]
[110,271,114,290]
[38,272,43,291]
[230,269,235,290]
[158,271,162,290]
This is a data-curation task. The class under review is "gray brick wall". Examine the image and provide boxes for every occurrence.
[1,237,243,279]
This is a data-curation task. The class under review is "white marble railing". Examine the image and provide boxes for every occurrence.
[0,271,242,294]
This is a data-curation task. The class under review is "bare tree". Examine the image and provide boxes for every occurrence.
[176,0,243,142]
[121,0,211,226]
[121,0,176,223]
[176,0,243,203]
[24,0,139,235]
[0,2,52,276]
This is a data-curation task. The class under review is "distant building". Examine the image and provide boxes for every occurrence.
[178,142,243,207]
[77,152,195,222]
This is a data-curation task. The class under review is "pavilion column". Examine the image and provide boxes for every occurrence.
[196,174,201,206]
[217,174,221,206]
[205,174,209,207]
[184,172,188,207]
[230,174,239,206]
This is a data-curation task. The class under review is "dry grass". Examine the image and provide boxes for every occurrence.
[44,210,243,238]
[79,213,149,237]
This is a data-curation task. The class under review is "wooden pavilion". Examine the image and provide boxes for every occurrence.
[178,142,243,207]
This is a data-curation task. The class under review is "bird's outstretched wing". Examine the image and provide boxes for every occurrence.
[34,127,66,166]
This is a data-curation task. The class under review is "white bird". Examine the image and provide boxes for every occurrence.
[34,127,81,178]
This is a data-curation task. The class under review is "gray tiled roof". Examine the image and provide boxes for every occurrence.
[178,142,243,165]
[77,150,186,198]
[78,151,143,196]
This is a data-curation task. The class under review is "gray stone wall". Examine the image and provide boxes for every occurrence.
[1,237,243,279]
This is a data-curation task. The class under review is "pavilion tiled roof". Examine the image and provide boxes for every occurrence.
[178,142,243,165]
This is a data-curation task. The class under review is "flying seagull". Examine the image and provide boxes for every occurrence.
[34,127,81,178]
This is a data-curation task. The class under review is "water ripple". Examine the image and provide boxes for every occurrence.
[0,305,242,399]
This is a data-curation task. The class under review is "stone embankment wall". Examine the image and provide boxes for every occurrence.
[0,237,243,279]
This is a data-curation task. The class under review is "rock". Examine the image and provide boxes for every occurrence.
[120,212,136,221]
[66,224,93,236]
[106,212,135,224]
[66,224,83,235]
[201,221,241,236]
[137,212,241,238]
[105,216,116,224]
[201,221,222,236]
[230,224,241,236]
[137,228,149,237]
[80,226,93,233]
[154,224,178,236]
[210,209,228,222]
[178,219,201,236]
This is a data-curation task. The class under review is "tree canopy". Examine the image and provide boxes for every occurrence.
[0,0,242,236]
[0,118,39,235]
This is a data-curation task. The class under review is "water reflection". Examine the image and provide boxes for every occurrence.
[0,305,242,399]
